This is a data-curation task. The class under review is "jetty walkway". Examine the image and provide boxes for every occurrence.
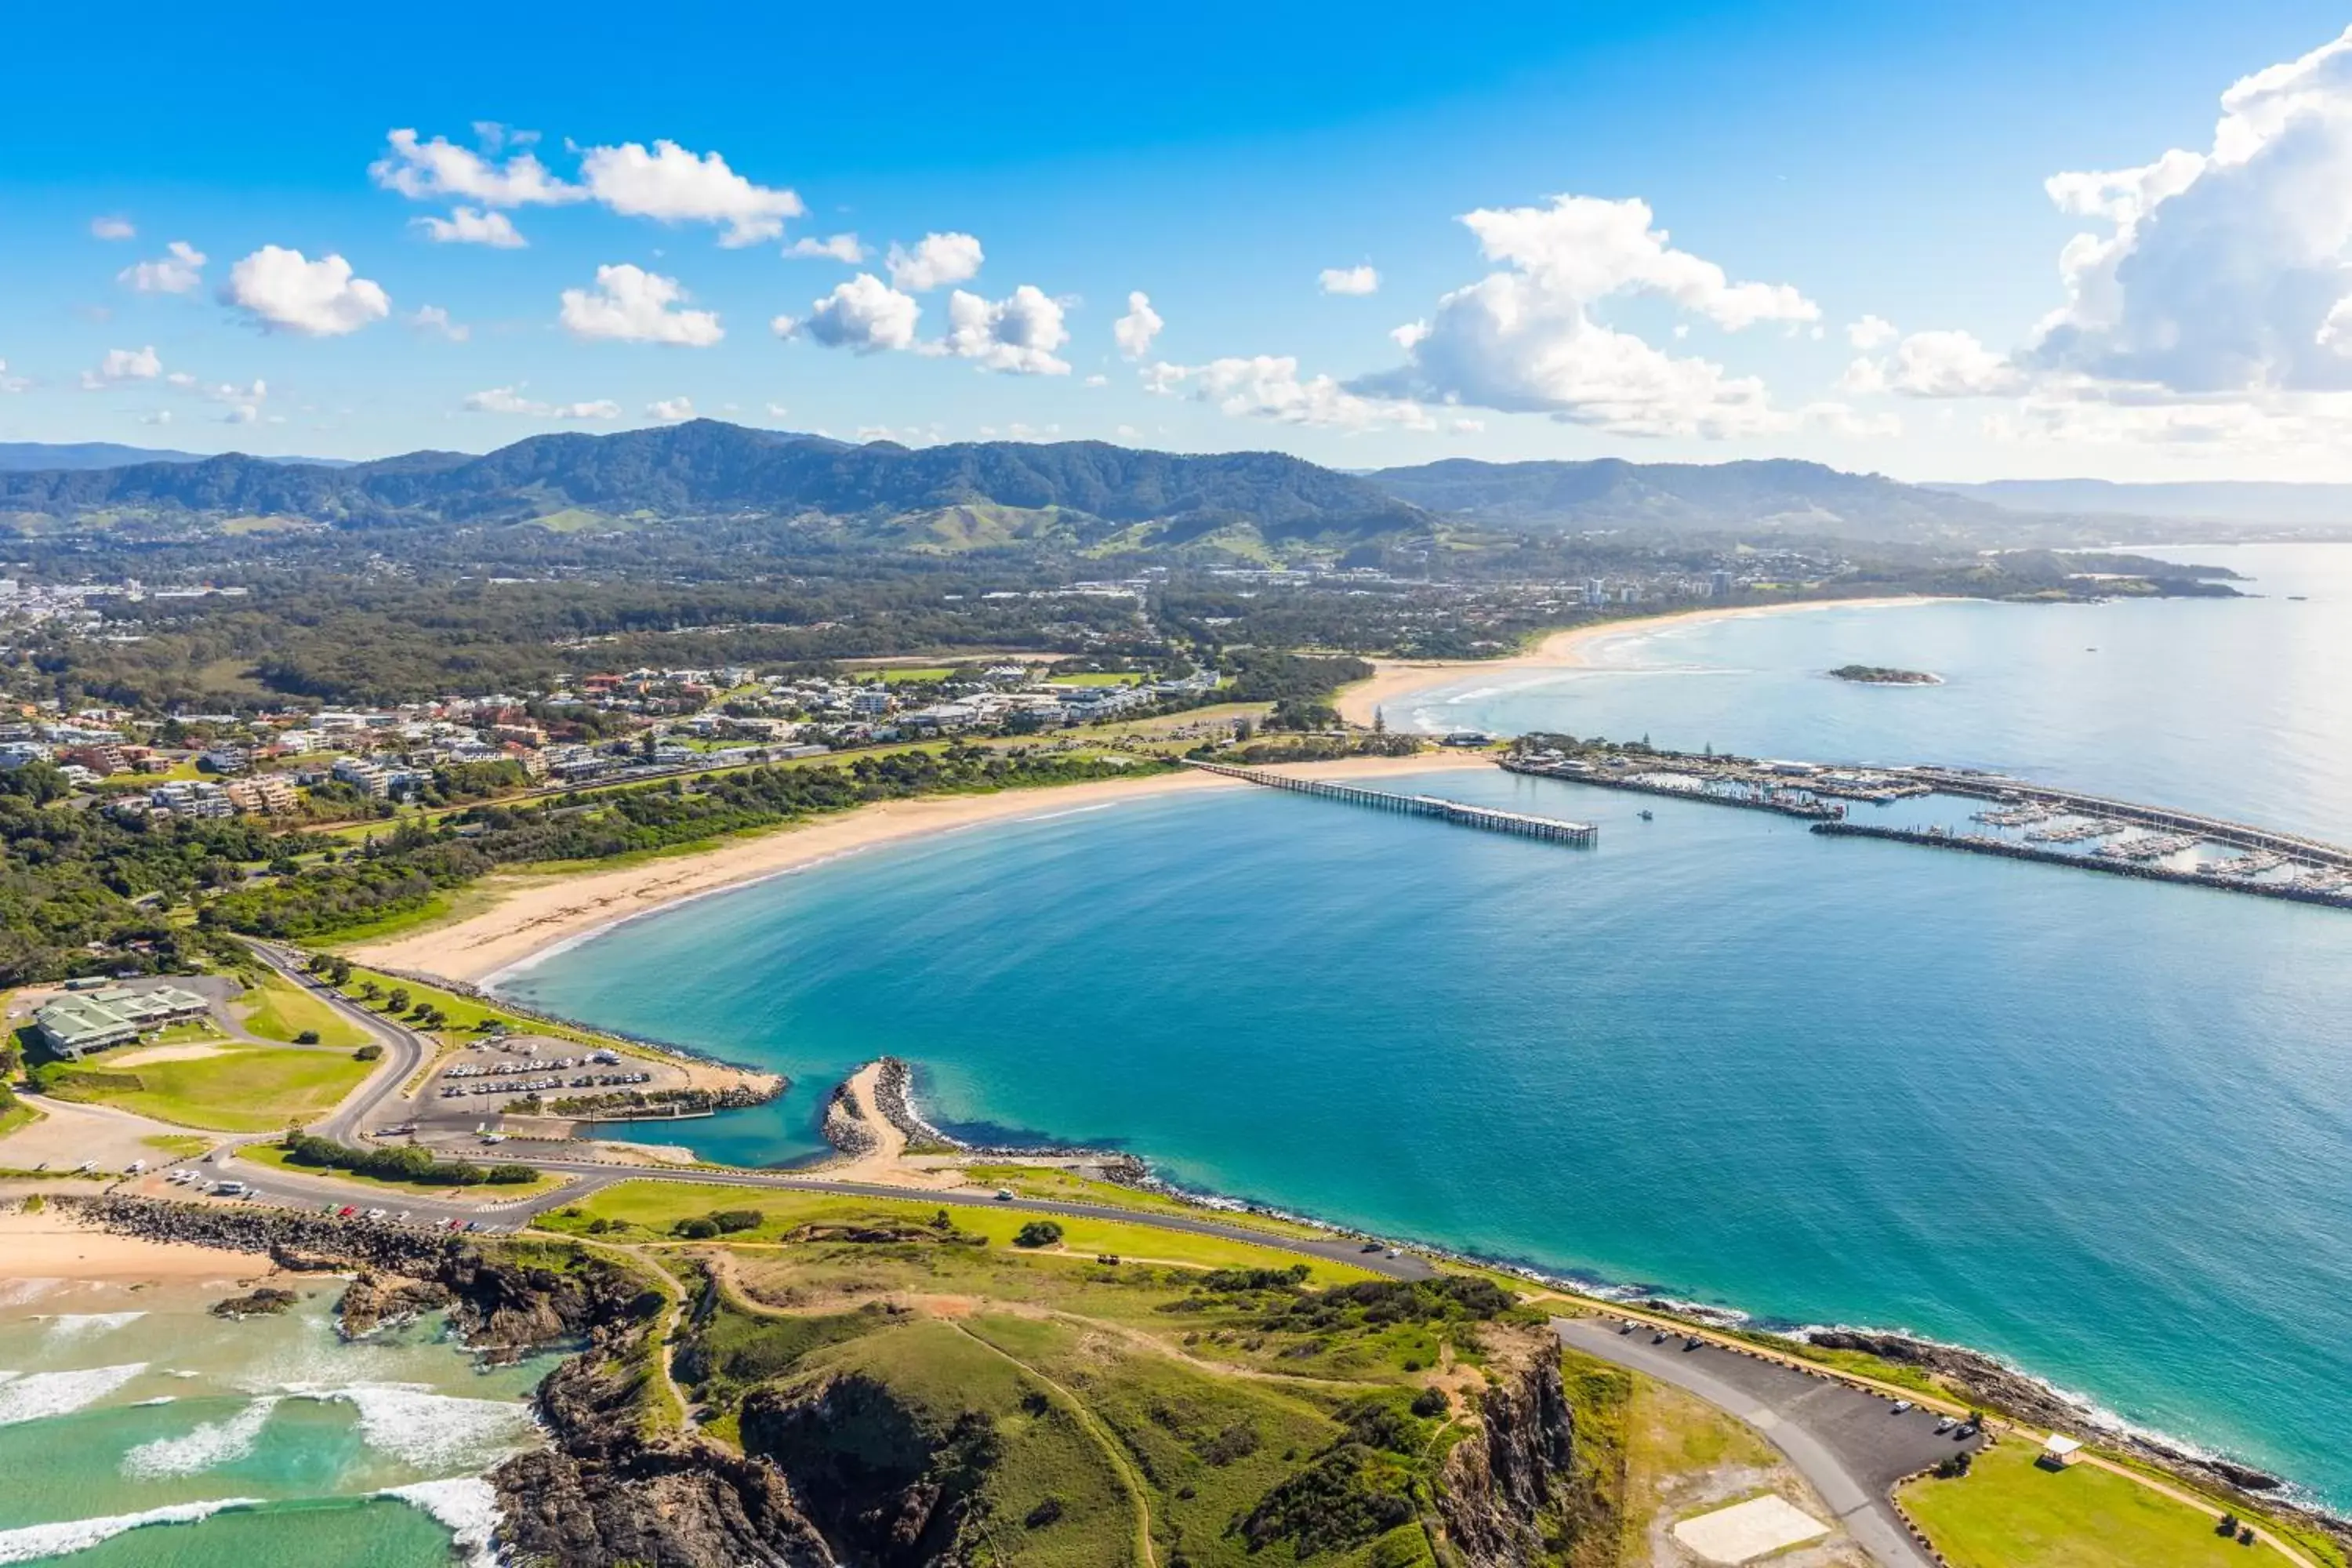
[1184,759,1595,845]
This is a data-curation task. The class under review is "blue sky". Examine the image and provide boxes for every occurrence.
[6,1,2352,479]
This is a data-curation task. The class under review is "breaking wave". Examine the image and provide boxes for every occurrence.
[0,1498,260,1565]
[382,1477,503,1568]
[121,1395,281,1479]
[0,1363,148,1426]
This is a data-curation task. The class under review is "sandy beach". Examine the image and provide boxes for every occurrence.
[0,1205,278,1285]
[350,751,1496,987]
[1334,595,1953,727]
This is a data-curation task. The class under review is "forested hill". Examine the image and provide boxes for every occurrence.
[0,420,1428,539]
[1366,456,2112,545]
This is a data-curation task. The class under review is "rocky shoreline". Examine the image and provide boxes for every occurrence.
[1799,1328,2347,1548]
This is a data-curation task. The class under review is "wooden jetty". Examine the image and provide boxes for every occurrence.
[1185,760,1595,845]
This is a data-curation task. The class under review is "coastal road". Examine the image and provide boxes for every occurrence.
[505,1158,1440,1280]
[249,942,430,1143]
[240,946,1441,1280]
[199,1146,1438,1280]
[1555,1316,1978,1568]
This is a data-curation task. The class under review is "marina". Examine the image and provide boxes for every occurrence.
[1496,742,2352,909]
[1183,758,1597,844]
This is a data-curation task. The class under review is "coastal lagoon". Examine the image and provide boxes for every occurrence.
[505,543,2352,1510]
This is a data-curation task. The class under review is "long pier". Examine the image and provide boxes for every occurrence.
[1185,760,1595,845]
[1813,822,2352,909]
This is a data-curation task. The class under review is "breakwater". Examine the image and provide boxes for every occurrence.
[1901,769,2352,869]
[1812,822,2352,910]
[1186,758,1596,844]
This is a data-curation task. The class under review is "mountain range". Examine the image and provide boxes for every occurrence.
[0,423,2304,550]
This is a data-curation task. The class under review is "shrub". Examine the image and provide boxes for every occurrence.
[1024,1496,1064,1530]
[673,1216,721,1240]
[1013,1220,1064,1248]
[353,1043,382,1061]
[708,1208,764,1234]
[1409,1388,1447,1417]
[487,1164,536,1185]
[295,1029,321,1045]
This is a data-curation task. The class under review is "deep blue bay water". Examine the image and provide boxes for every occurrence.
[502,543,2352,1509]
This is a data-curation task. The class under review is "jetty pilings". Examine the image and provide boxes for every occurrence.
[1184,759,1595,846]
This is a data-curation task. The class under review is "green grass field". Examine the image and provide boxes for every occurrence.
[39,1044,372,1132]
[1903,1440,2288,1568]
[235,975,372,1049]
[535,1180,1380,1284]
[956,1163,1336,1240]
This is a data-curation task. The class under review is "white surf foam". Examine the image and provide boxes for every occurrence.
[0,1279,61,1308]
[40,1312,146,1345]
[382,1477,503,1568]
[296,1384,536,1470]
[0,1497,261,1565]
[0,1363,148,1426]
[121,1395,281,1479]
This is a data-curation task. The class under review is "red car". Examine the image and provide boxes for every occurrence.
[336,1206,356,1218]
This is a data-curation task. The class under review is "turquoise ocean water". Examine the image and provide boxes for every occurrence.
[499,542,2352,1511]
[0,1284,558,1563]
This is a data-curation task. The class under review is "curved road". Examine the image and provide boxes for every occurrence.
[1555,1316,1971,1568]
[225,947,1436,1281]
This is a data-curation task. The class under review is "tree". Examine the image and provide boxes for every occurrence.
[355,979,381,1002]
[1013,1220,1064,1248]
[383,986,409,1014]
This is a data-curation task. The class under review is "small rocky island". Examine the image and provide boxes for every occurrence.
[1829,664,1942,685]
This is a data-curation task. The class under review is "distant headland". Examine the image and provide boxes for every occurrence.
[1828,664,1942,685]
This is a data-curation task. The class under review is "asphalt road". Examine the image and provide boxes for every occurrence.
[1555,1316,1983,1568]
[210,958,1439,1280]
[249,943,428,1143]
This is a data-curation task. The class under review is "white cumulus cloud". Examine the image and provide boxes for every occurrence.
[786,233,866,263]
[118,241,205,295]
[222,247,390,336]
[1147,355,1434,431]
[2028,26,2352,394]
[886,232,984,292]
[1846,314,1899,350]
[1318,264,1380,296]
[463,386,622,419]
[89,216,136,241]
[578,140,802,248]
[407,305,469,341]
[645,396,696,423]
[784,274,922,353]
[1112,291,1163,359]
[1883,330,2024,397]
[415,207,526,248]
[372,128,581,207]
[558,263,722,346]
[81,345,163,388]
[1349,194,1815,437]
[940,286,1070,374]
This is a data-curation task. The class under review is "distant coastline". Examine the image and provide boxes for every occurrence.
[1333,594,1956,727]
